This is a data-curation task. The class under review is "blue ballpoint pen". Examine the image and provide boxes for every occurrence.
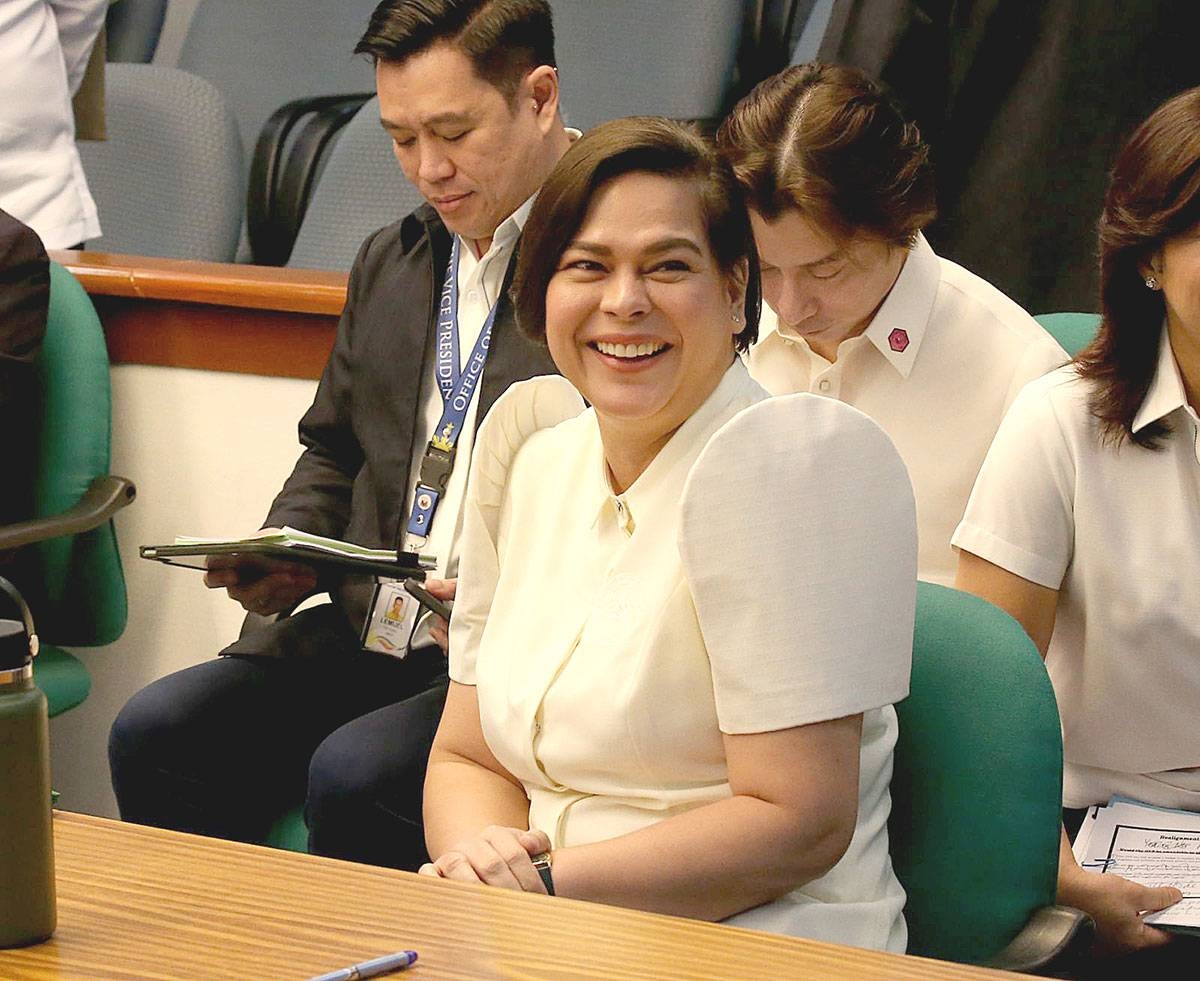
[307,949,418,981]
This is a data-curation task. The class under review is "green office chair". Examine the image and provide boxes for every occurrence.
[265,803,310,853]
[890,582,1092,973]
[0,262,136,717]
[1034,312,1101,358]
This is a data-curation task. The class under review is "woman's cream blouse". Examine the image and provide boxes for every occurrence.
[450,361,916,951]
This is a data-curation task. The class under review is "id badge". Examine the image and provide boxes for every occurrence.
[361,580,420,657]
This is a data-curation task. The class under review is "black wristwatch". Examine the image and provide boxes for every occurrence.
[530,851,555,896]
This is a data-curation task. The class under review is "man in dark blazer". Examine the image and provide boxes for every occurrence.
[108,0,570,870]
[0,208,49,527]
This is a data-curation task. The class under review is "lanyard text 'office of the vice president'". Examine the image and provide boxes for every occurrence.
[406,236,498,541]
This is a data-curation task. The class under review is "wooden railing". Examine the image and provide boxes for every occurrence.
[51,251,348,380]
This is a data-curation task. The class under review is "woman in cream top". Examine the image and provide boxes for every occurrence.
[420,117,917,951]
[954,86,1200,959]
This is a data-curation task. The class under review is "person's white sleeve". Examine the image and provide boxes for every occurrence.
[448,375,585,684]
[951,373,1076,588]
[679,394,917,734]
[48,0,109,94]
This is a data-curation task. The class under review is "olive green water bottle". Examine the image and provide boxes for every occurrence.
[0,576,56,948]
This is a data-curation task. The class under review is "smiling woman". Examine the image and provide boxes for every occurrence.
[418,117,920,952]
[541,171,746,491]
[512,117,758,490]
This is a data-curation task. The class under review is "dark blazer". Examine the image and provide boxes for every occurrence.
[251,204,557,638]
[0,209,49,524]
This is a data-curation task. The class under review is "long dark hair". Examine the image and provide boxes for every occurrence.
[1077,85,1200,448]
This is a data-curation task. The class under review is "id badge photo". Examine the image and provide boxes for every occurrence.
[361,580,420,657]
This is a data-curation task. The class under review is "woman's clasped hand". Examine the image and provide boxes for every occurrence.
[419,826,551,893]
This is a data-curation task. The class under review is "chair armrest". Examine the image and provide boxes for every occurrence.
[982,905,1094,975]
[271,96,372,264]
[0,475,137,550]
[248,93,372,266]
[737,0,793,89]
[249,96,356,251]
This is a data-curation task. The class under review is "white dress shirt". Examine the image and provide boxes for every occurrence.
[748,233,1066,585]
[0,0,105,247]
[451,362,917,951]
[401,194,535,578]
[953,330,1200,809]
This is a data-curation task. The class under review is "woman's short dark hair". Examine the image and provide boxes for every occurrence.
[355,0,555,100]
[716,63,936,248]
[1077,85,1200,449]
[513,117,761,353]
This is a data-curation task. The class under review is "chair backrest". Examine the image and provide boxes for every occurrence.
[177,0,378,177]
[25,264,128,647]
[287,96,425,272]
[1034,312,1101,358]
[552,0,744,130]
[890,582,1062,963]
[79,64,242,261]
[106,0,169,63]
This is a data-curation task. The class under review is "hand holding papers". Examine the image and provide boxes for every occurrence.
[1073,797,1200,936]
[204,552,320,617]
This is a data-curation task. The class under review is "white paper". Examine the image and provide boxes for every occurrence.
[1073,797,1200,928]
[175,526,398,560]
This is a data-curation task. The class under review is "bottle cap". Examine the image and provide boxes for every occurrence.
[0,577,36,671]
[0,620,31,671]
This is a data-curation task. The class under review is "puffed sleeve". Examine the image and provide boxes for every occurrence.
[951,371,1077,589]
[449,375,586,684]
[679,394,917,734]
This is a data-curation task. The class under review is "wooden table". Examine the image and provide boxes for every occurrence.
[0,813,1019,981]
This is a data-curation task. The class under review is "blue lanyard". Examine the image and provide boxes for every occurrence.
[406,237,499,539]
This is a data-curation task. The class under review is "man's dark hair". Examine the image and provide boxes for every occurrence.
[513,116,762,353]
[356,0,555,100]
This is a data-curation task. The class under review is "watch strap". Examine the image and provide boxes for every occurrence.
[530,851,555,896]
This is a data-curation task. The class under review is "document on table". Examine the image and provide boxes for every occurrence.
[1073,796,1200,934]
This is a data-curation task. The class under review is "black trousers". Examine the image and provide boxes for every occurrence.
[108,604,448,871]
